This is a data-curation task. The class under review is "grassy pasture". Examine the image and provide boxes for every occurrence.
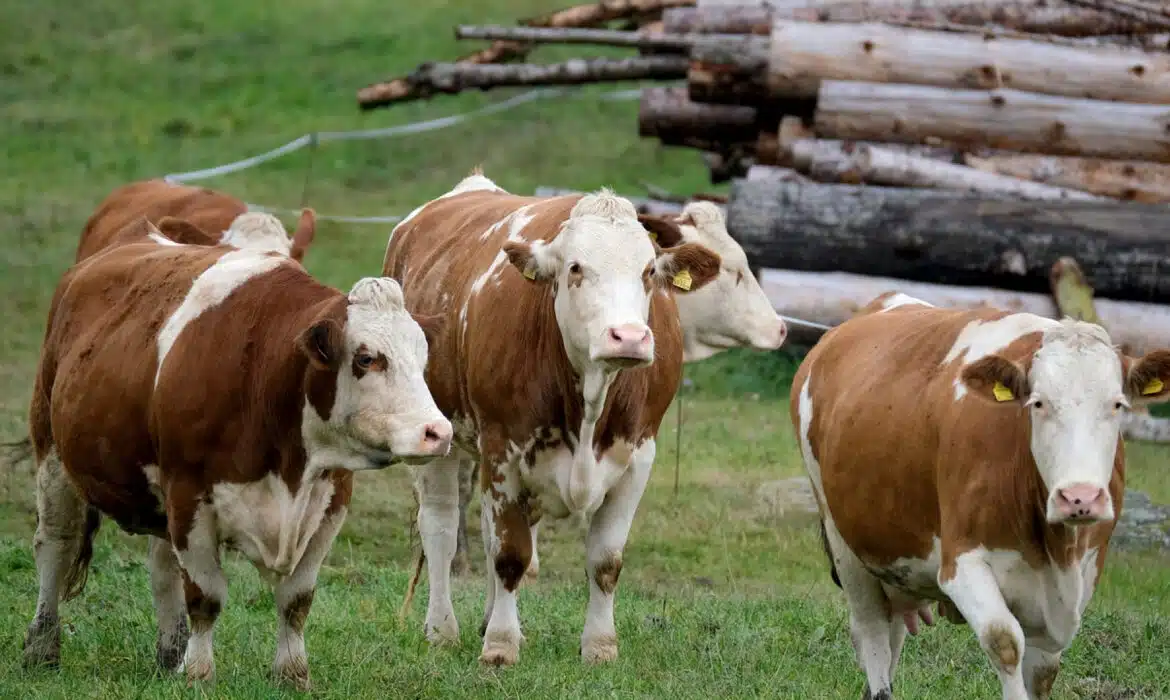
[1,1,1169,698]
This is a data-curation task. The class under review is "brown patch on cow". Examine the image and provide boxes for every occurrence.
[593,553,623,594]
[351,343,388,379]
[411,312,446,347]
[155,216,219,246]
[636,213,685,248]
[961,355,1031,405]
[984,623,1020,670]
[300,298,349,421]
[1125,349,1170,401]
[1033,664,1059,699]
[283,589,316,633]
[183,576,222,634]
[656,242,721,293]
[641,264,653,293]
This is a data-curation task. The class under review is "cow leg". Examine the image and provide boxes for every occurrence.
[479,461,531,666]
[271,506,347,691]
[525,521,541,580]
[22,450,93,668]
[580,439,654,664]
[172,501,227,685]
[938,553,1029,700]
[148,536,189,672]
[416,456,462,645]
[451,457,475,577]
[1021,643,1061,700]
[887,617,908,688]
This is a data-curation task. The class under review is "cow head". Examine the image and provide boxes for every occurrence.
[639,202,787,362]
[961,319,1170,525]
[503,190,721,372]
[299,277,452,469]
[219,210,317,262]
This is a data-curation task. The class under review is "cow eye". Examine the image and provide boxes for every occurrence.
[568,262,582,275]
[355,353,375,369]
[1032,400,1044,410]
[1114,400,1128,412]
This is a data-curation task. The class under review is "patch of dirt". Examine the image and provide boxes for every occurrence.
[1112,489,1170,552]
[755,477,818,519]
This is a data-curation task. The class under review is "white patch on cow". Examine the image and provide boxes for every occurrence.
[441,173,504,199]
[506,205,535,241]
[470,251,508,297]
[218,212,293,256]
[871,537,944,604]
[515,431,634,520]
[142,465,166,515]
[210,472,336,578]
[148,232,183,246]
[943,313,1058,399]
[412,455,464,644]
[879,293,933,313]
[156,249,287,386]
[478,218,507,242]
[174,501,228,681]
[670,202,787,362]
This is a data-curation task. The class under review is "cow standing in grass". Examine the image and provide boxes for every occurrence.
[383,172,722,665]
[791,292,1170,700]
[22,237,452,689]
[446,200,790,577]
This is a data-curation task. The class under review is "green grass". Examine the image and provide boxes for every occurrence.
[2,1,1170,698]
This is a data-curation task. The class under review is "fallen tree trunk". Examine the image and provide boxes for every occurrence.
[1064,0,1170,31]
[726,178,1170,303]
[766,20,1170,105]
[963,153,1170,203]
[756,268,1170,354]
[814,81,1170,162]
[521,0,696,27]
[401,56,689,96]
[686,34,777,105]
[789,139,1105,200]
[454,25,696,50]
[639,86,762,144]
[358,42,530,109]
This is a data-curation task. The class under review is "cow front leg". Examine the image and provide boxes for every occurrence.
[939,551,1029,700]
[451,457,475,577]
[479,461,531,667]
[171,499,227,685]
[1021,642,1062,700]
[580,439,654,664]
[526,521,541,580]
[148,536,189,671]
[271,505,347,691]
[416,456,462,645]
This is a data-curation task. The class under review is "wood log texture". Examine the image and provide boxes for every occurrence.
[788,139,1105,199]
[1063,0,1170,31]
[726,178,1170,303]
[358,42,529,109]
[639,86,762,144]
[765,20,1170,104]
[521,0,696,28]
[963,153,1170,203]
[687,34,774,104]
[814,81,1170,162]
[756,268,1170,354]
[401,56,689,96]
[454,25,695,50]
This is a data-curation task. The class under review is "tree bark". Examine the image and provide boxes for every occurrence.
[788,139,1105,200]
[814,81,1170,163]
[963,153,1170,204]
[454,25,696,50]
[358,42,531,109]
[686,34,775,105]
[765,20,1170,105]
[1063,0,1170,31]
[639,86,762,145]
[726,178,1170,303]
[703,150,756,182]
[663,5,774,34]
[521,0,696,28]
[756,268,1170,353]
[401,56,689,96]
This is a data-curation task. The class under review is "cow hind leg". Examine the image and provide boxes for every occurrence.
[149,536,189,671]
[23,449,100,669]
[451,458,475,577]
[416,457,463,645]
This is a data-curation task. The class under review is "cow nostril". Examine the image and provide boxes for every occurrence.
[609,328,623,343]
[424,427,441,443]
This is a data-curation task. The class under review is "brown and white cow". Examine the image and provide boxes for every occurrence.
[791,291,1170,700]
[446,200,790,578]
[76,178,316,263]
[22,238,452,688]
[383,172,722,665]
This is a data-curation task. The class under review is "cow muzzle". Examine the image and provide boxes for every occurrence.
[396,418,454,464]
[1049,482,1112,524]
[748,315,788,351]
[592,323,654,367]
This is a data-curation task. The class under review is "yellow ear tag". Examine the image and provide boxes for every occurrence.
[1142,377,1164,396]
[672,268,693,291]
[647,231,657,242]
[992,381,1014,402]
[522,267,536,281]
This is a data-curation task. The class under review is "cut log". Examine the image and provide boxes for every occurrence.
[788,139,1105,200]
[639,86,762,145]
[663,5,773,34]
[1063,0,1170,31]
[756,268,1170,354]
[726,178,1170,304]
[521,0,696,28]
[963,153,1170,203]
[686,34,775,105]
[454,25,695,50]
[814,81,1170,163]
[401,56,689,96]
[765,20,1170,105]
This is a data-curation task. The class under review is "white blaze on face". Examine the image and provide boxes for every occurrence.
[669,202,787,362]
[219,212,294,256]
[1025,321,1125,523]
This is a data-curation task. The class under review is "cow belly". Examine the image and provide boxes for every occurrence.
[520,441,637,519]
[210,472,335,579]
[863,538,944,602]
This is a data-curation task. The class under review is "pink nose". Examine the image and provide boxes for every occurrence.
[602,324,652,358]
[418,420,453,455]
[1054,483,1108,520]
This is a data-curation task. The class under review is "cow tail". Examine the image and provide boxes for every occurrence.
[398,549,426,624]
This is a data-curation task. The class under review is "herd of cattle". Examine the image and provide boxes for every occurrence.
[15,173,1169,700]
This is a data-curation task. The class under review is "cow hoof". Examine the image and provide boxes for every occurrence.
[479,633,520,667]
[156,642,185,673]
[21,625,61,669]
[274,659,312,692]
[425,620,461,647]
[184,658,215,686]
[581,634,618,664]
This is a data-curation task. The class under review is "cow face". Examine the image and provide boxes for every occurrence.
[642,203,788,362]
[504,190,721,371]
[962,320,1170,525]
[299,277,452,469]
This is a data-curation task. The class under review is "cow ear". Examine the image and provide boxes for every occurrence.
[1125,349,1170,404]
[653,242,721,294]
[299,318,344,371]
[156,216,218,246]
[961,355,1030,405]
[637,214,685,248]
[411,312,446,347]
[503,239,559,283]
[289,208,317,262]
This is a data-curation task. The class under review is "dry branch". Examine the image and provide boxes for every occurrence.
[522,0,696,28]
[454,25,695,50]
[401,56,689,96]
[1063,0,1170,31]
[765,20,1170,105]
[358,42,530,109]
[963,153,1170,203]
[726,178,1170,303]
[814,81,1170,163]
